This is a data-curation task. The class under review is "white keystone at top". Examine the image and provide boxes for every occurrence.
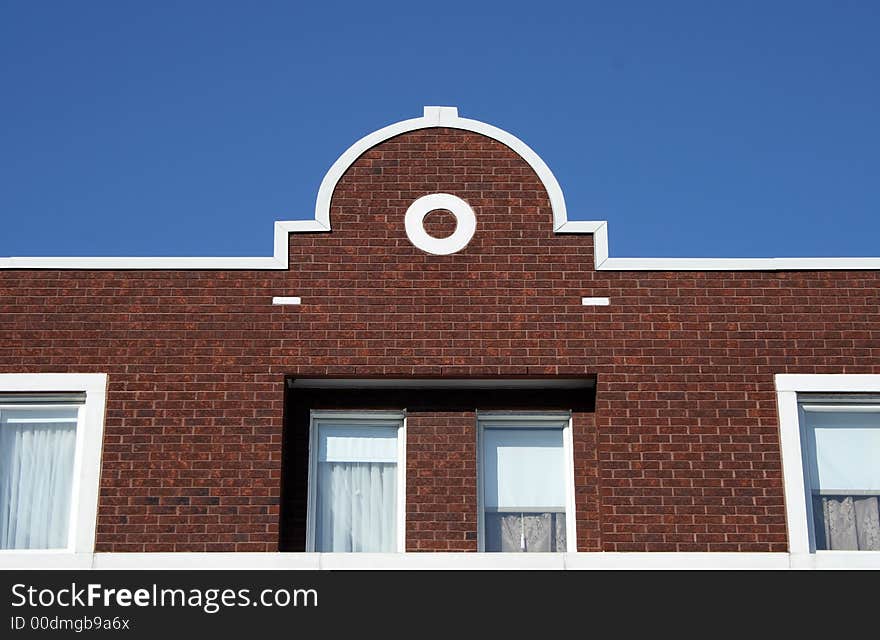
[423,106,459,124]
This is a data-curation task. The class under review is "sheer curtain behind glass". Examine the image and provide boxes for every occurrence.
[314,424,398,552]
[482,426,567,552]
[0,408,77,549]
[803,406,880,550]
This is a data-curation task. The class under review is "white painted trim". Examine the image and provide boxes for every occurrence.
[775,374,880,393]
[404,193,476,255]
[581,297,610,306]
[588,220,880,271]
[0,373,107,555]
[776,389,812,555]
[774,373,880,558]
[562,415,578,552]
[794,550,880,569]
[595,257,880,271]
[10,550,880,570]
[398,414,407,552]
[305,412,318,553]
[555,221,606,234]
[316,106,569,233]
[3,108,879,272]
[475,413,577,553]
[305,411,406,553]
[271,296,301,305]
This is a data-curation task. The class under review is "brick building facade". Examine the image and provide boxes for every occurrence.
[1,107,878,568]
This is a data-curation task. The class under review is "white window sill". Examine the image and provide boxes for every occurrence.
[2,551,880,570]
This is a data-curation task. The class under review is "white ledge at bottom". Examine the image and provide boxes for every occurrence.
[3,218,880,272]
[2,551,879,570]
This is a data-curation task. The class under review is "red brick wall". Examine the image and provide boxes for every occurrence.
[406,412,477,551]
[1,127,879,552]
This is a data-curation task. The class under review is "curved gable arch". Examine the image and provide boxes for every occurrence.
[313,106,571,231]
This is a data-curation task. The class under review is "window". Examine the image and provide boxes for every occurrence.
[776,374,880,558]
[799,398,880,551]
[306,412,405,552]
[477,413,576,552]
[0,374,107,555]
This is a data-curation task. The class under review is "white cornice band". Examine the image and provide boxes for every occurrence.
[2,107,878,272]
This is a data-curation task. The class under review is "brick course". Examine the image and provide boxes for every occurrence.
[1,127,879,552]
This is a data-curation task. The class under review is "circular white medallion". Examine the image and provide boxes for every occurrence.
[404,193,476,255]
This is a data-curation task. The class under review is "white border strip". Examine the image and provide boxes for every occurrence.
[587,222,880,271]
[2,108,878,272]
[7,551,880,570]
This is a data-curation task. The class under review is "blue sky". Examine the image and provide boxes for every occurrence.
[1,1,878,258]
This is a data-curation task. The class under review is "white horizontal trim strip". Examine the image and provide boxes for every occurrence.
[0,220,329,271]
[272,296,301,305]
[0,256,286,270]
[485,507,566,513]
[598,257,880,271]
[0,394,85,405]
[0,373,107,395]
[776,374,880,393]
[312,410,406,421]
[476,411,570,422]
[2,417,78,424]
[7,220,874,272]
[801,404,880,412]
[582,297,610,306]
[813,489,880,496]
[4,551,879,570]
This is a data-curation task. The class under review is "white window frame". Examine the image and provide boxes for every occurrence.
[476,412,577,552]
[775,374,880,556]
[305,410,407,553]
[0,373,108,556]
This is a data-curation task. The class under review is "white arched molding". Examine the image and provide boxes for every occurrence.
[314,106,576,234]
[3,106,880,272]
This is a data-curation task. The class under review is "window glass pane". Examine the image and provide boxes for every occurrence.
[314,423,398,552]
[482,428,565,510]
[801,406,880,551]
[803,410,880,492]
[812,495,880,551]
[318,425,398,463]
[0,408,78,549]
[484,512,566,552]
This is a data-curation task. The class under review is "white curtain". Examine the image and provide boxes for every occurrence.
[314,425,397,552]
[316,462,396,552]
[814,495,880,551]
[0,413,77,549]
[485,512,567,552]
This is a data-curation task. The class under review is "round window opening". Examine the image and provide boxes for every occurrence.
[404,193,476,255]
